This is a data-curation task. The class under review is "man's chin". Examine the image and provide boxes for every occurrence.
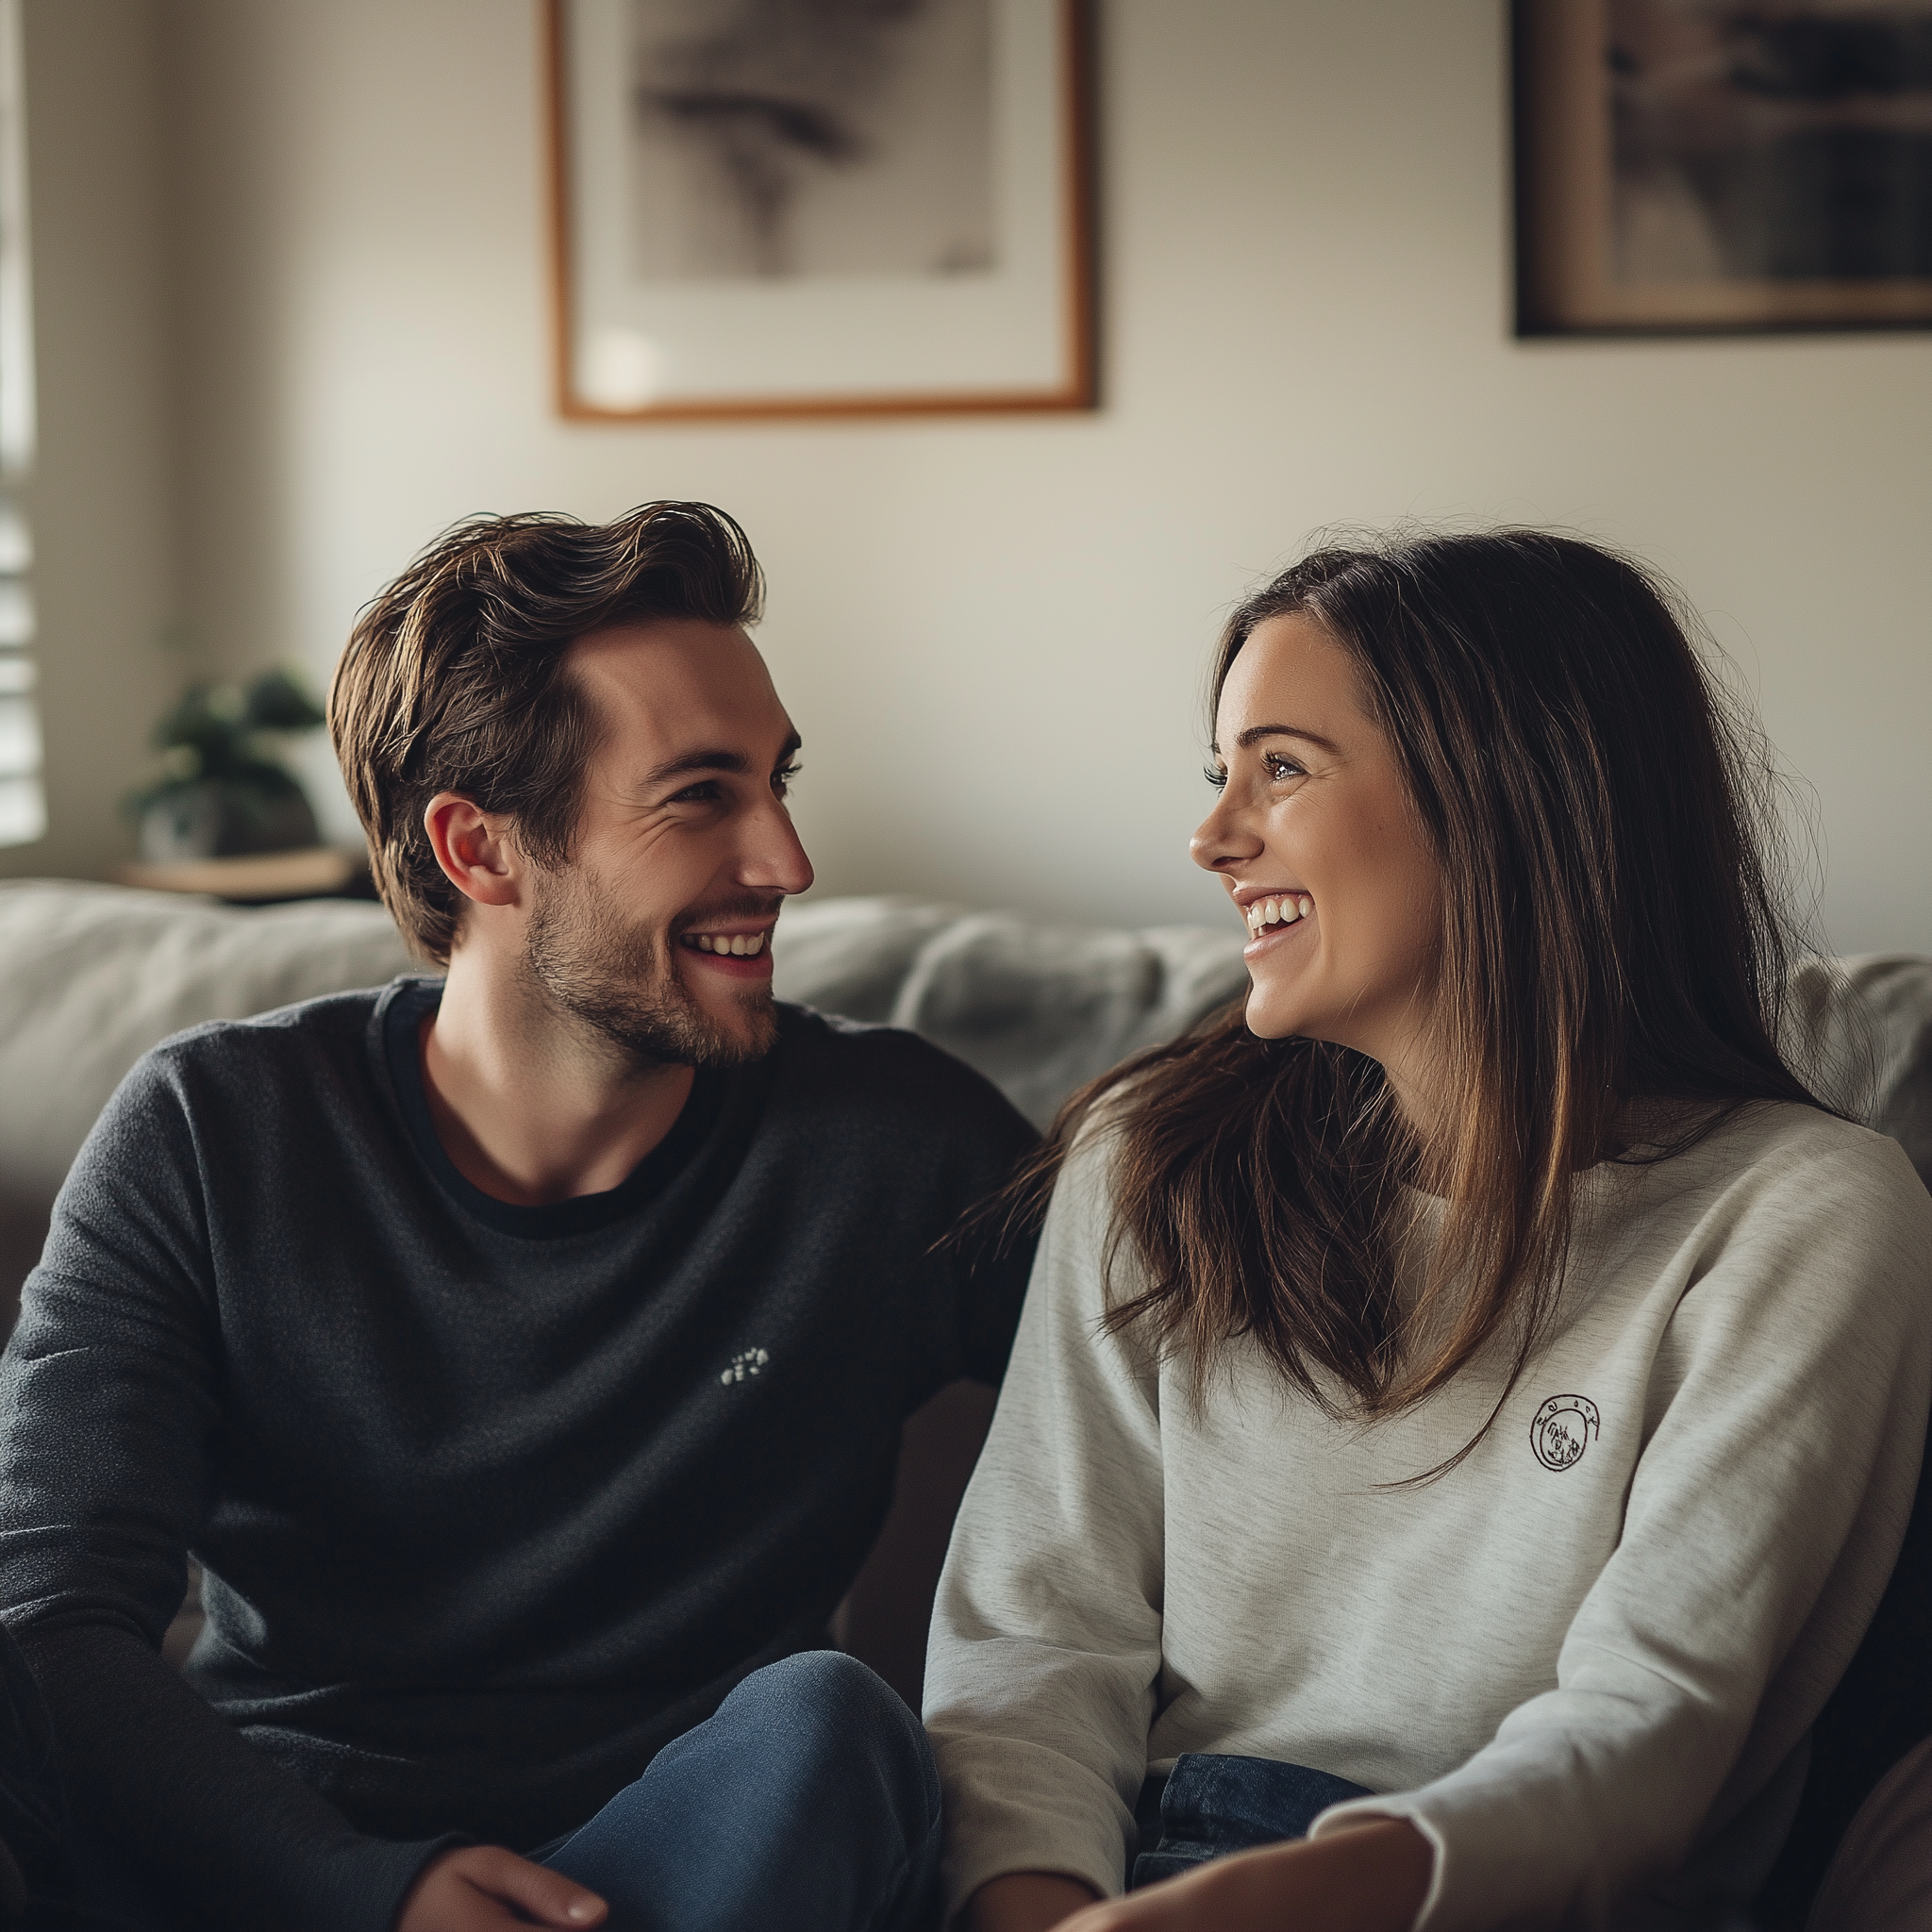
[664,966,776,1074]
[696,990,779,1068]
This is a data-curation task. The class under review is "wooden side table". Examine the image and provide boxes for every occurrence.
[115,846,373,904]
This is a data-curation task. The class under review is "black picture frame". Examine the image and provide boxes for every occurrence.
[1514,0,1932,336]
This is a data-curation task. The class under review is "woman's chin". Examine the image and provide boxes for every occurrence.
[1242,987,1303,1041]
[1244,979,1353,1048]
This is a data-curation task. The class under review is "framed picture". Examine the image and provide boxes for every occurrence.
[1514,0,1932,335]
[544,0,1095,420]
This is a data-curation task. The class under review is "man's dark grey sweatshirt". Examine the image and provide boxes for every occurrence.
[0,977,1038,1931]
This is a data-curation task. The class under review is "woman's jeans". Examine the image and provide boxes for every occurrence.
[537,1649,941,1932]
[1131,1754,1373,1888]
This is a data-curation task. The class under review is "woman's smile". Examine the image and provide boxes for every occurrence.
[1234,889,1315,954]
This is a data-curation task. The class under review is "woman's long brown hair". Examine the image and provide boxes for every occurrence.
[998,531,1821,1455]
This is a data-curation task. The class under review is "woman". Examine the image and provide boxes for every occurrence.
[923,532,1932,1932]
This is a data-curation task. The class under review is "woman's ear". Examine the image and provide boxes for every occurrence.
[423,792,522,908]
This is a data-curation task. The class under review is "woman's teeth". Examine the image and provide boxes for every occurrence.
[688,932,766,957]
[1245,895,1310,938]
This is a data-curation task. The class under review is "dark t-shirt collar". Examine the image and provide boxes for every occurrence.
[377,975,728,1240]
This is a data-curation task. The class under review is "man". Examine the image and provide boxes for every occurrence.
[0,504,1037,1930]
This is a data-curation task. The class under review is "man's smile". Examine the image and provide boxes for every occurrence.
[677,917,778,974]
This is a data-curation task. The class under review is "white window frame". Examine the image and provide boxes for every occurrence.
[0,0,42,849]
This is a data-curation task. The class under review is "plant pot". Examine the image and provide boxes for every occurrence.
[138,782,320,863]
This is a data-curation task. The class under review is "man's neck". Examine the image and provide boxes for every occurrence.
[418,949,696,1207]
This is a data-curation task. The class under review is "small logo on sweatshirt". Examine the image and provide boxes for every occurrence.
[721,1348,769,1386]
[1530,1393,1599,1472]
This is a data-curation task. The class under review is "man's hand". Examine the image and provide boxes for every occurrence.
[396,1847,608,1931]
[962,1818,1432,1932]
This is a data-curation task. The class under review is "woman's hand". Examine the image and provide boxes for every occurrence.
[964,1818,1432,1932]
[962,1873,1104,1931]
[394,1847,608,1931]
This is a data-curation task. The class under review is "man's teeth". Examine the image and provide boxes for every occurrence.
[1245,895,1310,938]
[689,932,767,957]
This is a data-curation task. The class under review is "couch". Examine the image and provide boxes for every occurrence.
[1,877,1929,1921]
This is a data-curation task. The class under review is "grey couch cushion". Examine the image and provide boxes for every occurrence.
[766,896,968,1024]
[884,910,1249,1129]
[769,896,1250,1128]
[1789,954,1932,1191]
[0,881,415,1306]
[0,880,414,1209]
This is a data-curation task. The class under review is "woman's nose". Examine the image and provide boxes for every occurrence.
[1190,799,1262,874]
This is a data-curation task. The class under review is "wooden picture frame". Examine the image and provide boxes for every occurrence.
[1514,0,1932,336]
[545,0,1095,420]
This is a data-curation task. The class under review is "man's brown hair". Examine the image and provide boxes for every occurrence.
[328,502,764,962]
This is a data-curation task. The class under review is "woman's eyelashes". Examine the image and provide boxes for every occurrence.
[772,759,801,798]
[1202,750,1305,792]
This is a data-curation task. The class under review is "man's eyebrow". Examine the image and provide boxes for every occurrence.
[641,731,803,791]
[641,748,749,788]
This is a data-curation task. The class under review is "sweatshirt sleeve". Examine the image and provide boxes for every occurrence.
[1309,1135,1932,1931]
[923,1125,1165,1918]
[0,1053,459,1932]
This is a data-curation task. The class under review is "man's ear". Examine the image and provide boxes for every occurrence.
[424,793,523,908]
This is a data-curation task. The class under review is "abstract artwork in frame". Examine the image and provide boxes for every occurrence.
[546,0,1095,419]
[1514,0,1932,334]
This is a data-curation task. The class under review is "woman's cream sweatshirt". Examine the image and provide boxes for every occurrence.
[924,1101,1932,1930]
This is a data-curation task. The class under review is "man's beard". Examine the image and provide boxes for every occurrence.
[522,866,778,1071]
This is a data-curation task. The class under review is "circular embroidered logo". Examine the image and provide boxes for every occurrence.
[1530,1394,1600,1472]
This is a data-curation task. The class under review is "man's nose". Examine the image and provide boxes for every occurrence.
[740,801,815,897]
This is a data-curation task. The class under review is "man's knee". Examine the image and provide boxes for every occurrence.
[735,1649,923,1747]
[725,1650,938,1824]
[751,1648,906,1719]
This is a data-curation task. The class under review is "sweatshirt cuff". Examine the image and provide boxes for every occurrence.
[932,1733,1131,1922]
[309,1831,471,1932]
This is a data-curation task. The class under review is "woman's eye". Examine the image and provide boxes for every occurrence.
[1263,752,1305,782]
[773,760,801,797]
[1203,762,1227,791]
[669,781,720,805]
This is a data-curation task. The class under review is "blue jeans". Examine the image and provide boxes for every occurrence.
[73,1651,936,1932]
[1131,1754,1374,1888]
[537,1650,941,1932]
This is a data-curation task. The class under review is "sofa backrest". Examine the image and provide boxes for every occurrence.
[0,881,418,1207]
[1790,954,1932,1187]
[2,879,1928,1310]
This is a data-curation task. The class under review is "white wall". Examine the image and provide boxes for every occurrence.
[0,0,179,882]
[138,1,1932,948]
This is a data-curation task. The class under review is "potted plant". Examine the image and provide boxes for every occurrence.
[125,667,328,864]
